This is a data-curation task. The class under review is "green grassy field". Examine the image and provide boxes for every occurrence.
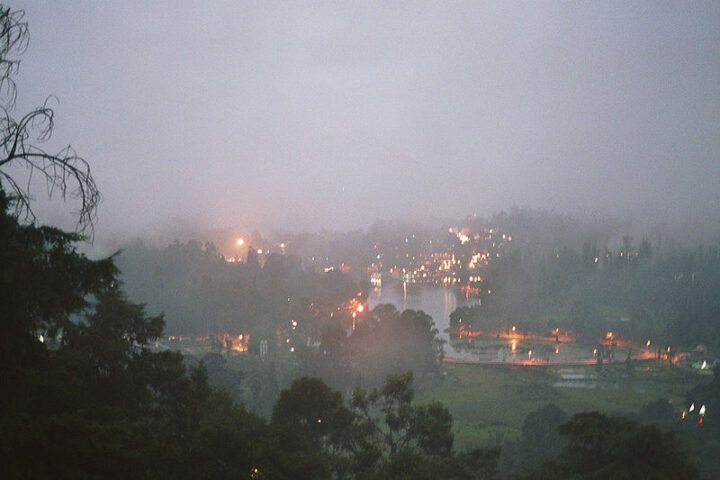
[415,361,709,450]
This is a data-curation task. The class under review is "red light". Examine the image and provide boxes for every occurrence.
[699,417,704,425]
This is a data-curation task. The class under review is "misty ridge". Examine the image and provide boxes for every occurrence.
[116,206,720,346]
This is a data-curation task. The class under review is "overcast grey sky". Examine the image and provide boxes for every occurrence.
[11,1,720,244]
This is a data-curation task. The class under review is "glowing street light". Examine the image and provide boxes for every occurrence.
[237,238,244,246]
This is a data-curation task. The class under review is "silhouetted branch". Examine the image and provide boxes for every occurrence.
[0,6,27,108]
[0,6,99,234]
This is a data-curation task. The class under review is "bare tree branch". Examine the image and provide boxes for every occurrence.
[0,5,99,235]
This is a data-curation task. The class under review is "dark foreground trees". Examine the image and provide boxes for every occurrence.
[270,372,499,480]
[0,187,277,479]
[525,412,697,480]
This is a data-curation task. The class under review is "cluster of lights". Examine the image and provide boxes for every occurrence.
[682,403,707,425]
[468,252,488,270]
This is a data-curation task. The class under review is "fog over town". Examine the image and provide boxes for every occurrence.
[11,1,720,250]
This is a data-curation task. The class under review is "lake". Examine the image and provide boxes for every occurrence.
[367,281,477,358]
[367,281,606,363]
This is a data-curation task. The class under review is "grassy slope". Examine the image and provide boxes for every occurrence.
[416,361,708,450]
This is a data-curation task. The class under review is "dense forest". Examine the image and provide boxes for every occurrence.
[116,240,360,336]
[450,229,720,349]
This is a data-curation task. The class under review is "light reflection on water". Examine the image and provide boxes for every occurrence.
[367,282,473,357]
[368,283,604,364]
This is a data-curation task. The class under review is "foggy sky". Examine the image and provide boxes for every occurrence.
[11,1,720,246]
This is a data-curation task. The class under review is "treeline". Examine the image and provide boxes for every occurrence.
[453,235,720,348]
[116,240,359,336]
[199,304,445,417]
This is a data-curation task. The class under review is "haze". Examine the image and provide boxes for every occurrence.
[13,1,720,247]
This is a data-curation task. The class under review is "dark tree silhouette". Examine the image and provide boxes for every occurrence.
[0,6,99,233]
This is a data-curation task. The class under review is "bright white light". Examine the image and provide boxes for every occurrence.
[237,238,244,246]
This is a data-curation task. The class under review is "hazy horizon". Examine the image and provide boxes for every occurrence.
[9,1,720,252]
